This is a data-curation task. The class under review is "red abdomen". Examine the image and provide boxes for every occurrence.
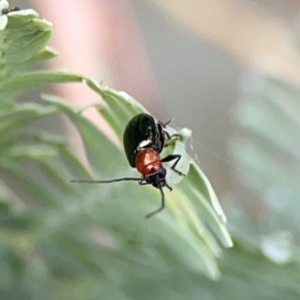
[135,148,162,175]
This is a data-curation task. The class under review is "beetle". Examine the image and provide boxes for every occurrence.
[71,113,185,218]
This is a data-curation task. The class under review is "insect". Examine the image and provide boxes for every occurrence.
[71,113,185,218]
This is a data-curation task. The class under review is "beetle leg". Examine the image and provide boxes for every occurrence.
[145,184,165,218]
[158,119,180,141]
[139,181,151,185]
[138,176,157,186]
[158,119,172,128]
[138,176,149,185]
[161,154,185,176]
[163,130,180,140]
[165,183,173,192]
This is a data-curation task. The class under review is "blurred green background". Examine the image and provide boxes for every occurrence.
[2,0,300,299]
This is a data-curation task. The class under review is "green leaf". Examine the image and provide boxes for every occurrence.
[0,71,83,99]
[42,94,129,177]
[231,75,300,234]
[8,6,300,300]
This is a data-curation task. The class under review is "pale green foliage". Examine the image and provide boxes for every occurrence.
[0,7,299,300]
[0,7,231,300]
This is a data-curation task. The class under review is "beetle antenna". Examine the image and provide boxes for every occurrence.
[145,183,165,219]
[70,178,141,184]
